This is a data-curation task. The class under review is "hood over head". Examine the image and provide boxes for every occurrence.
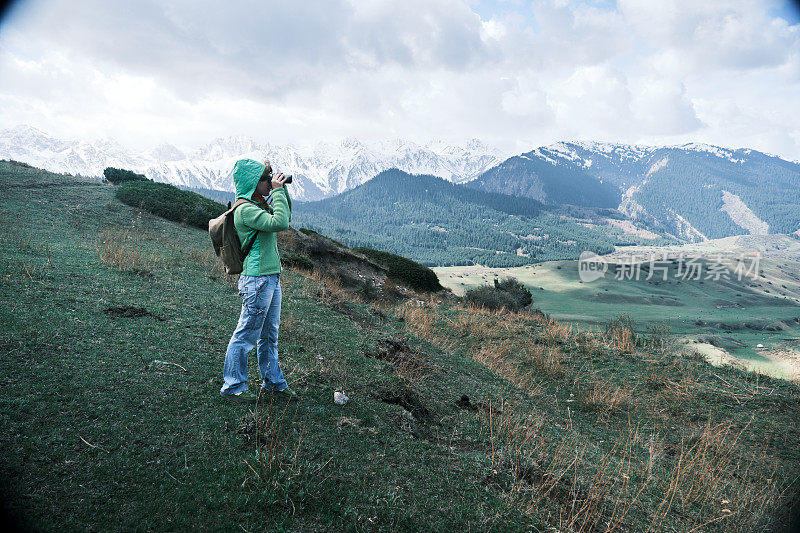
[232,159,266,200]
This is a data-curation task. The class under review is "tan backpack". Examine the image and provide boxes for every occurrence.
[208,198,259,275]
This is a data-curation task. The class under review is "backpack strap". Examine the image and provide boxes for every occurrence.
[228,198,253,213]
[230,198,259,257]
[241,231,258,257]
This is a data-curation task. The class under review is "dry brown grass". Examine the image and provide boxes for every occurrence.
[187,247,229,279]
[648,417,781,532]
[661,368,701,407]
[481,401,650,532]
[396,299,576,391]
[393,357,426,386]
[543,317,576,344]
[602,324,636,353]
[391,298,578,395]
[302,269,348,303]
[480,400,782,532]
[394,301,459,354]
[97,226,153,272]
[468,344,545,394]
[395,302,436,339]
[579,378,632,413]
[97,219,214,276]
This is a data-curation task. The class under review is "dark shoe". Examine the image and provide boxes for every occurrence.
[221,390,258,403]
[274,387,299,401]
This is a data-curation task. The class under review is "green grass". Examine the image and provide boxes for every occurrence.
[1,161,799,531]
[0,162,533,530]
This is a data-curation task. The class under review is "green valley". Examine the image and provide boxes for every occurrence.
[434,234,800,381]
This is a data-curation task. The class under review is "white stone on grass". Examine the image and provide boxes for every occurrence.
[334,391,349,405]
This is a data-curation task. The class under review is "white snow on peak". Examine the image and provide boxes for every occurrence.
[528,140,657,168]
[546,141,584,163]
[679,143,744,163]
[0,125,506,201]
[520,140,768,168]
[147,143,186,163]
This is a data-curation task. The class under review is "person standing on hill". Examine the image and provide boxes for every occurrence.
[220,159,298,403]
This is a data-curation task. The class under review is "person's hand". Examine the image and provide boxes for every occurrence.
[271,172,288,190]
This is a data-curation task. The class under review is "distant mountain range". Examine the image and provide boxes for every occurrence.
[0,125,506,201]
[468,141,800,242]
[4,124,799,247]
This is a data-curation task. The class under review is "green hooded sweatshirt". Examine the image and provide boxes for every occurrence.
[231,159,292,276]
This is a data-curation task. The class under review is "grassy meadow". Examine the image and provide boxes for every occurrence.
[2,160,800,531]
[434,247,800,381]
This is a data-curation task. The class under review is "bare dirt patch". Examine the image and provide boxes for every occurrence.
[365,336,438,375]
[371,386,434,422]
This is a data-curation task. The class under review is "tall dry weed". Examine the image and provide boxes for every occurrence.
[648,417,781,532]
[580,378,632,413]
[302,269,346,303]
[240,393,308,503]
[481,402,650,531]
[97,226,152,272]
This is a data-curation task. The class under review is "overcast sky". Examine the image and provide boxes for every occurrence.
[1,0,799,158]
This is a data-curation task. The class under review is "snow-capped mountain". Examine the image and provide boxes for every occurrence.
[468,140,800,242]
[0,125,507,202]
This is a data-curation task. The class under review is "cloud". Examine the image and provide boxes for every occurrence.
[618,0,799,72]
[0,0,798,159]
[631,78,705,135]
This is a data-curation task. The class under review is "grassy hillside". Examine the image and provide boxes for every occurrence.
[2,161,799,531]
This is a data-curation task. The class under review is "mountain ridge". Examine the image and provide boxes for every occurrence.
[0,125,506,202]
[292,168,676,267]
[468,141,800,242]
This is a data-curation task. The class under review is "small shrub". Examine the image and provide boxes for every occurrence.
[464,277,533,312]
[493,278,532,308]
[115,181,226,230]
[604,315,674,353]
[104,167,148,185]
[463,286,520,312]
[281,252,314,271]
[353,246,444,293]
[645,321,673,353]
[604,313,639,351]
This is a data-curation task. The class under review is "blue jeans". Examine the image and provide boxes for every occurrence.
[220,273,288,395]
